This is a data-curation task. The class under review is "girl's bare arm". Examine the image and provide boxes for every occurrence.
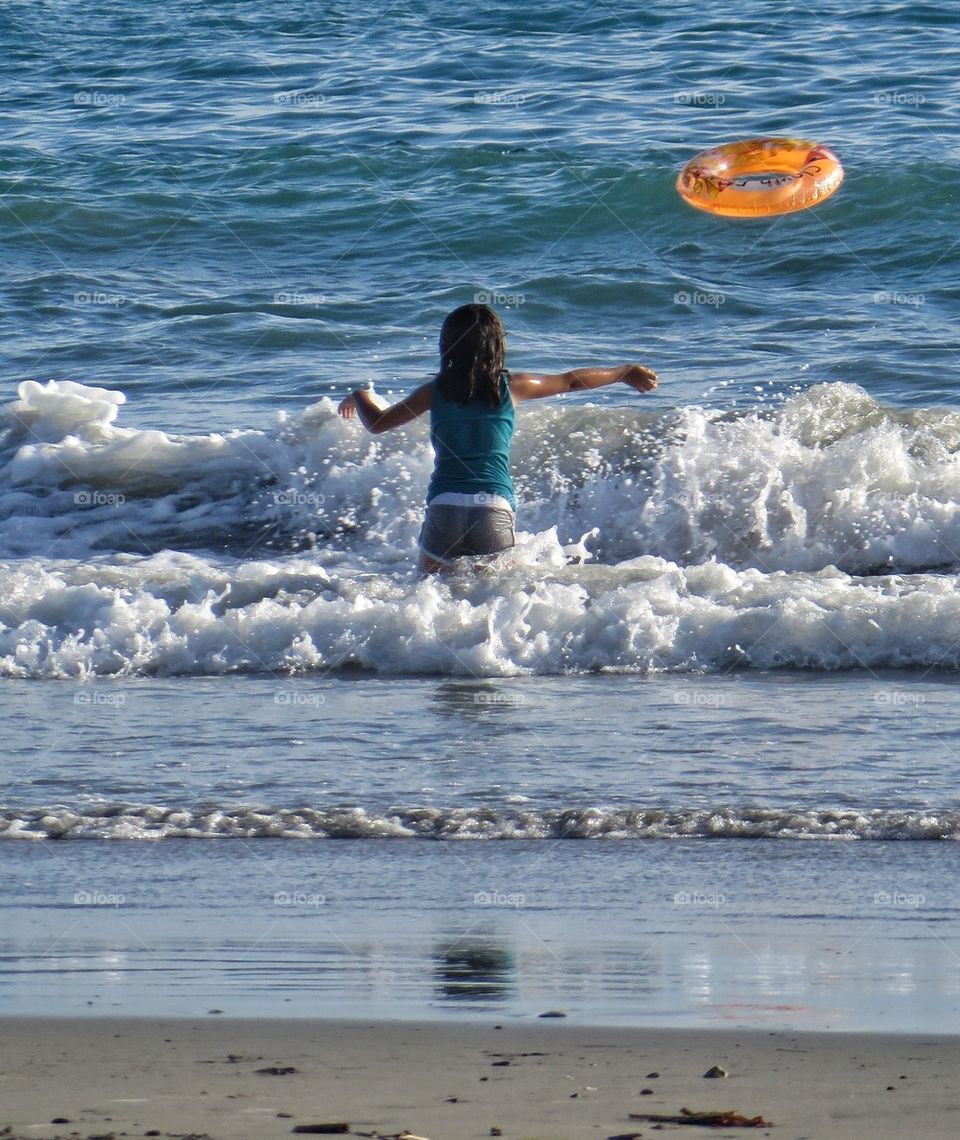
[509,364,657,402]
[338,381,433,434]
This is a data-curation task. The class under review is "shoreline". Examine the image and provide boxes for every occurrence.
[3,1016,960,1139]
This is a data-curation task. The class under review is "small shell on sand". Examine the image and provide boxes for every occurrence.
[703,1064,728,1078]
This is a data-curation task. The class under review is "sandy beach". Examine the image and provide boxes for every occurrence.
[1,1017,959,1140]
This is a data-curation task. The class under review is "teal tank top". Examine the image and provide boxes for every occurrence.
[427,371,516,508]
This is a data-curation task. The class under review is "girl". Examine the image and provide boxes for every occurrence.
[338,303,657,572]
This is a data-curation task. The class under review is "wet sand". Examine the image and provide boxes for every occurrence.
[2,1016,960,1139]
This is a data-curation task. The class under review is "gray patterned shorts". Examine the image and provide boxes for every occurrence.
[418,503,516,563]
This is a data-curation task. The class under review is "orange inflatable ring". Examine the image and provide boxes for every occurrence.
[676,137,844,218]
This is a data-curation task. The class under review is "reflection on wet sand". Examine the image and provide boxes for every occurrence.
[433,937,514,1003]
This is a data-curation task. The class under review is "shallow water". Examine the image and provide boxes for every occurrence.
[6,811,959,1032]
[2,674,960,1032]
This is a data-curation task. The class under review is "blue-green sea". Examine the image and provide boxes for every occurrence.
[2,1,960,1033]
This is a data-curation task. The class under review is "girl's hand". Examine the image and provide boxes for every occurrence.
[622,364,658,393]
[338,393,358,418]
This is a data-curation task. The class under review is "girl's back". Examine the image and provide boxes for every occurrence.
[428,370,515,506]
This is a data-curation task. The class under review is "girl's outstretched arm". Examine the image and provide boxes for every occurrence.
[509,364,657,402]
[338,381,432,434]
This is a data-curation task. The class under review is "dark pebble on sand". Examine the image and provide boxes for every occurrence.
[645,1071,659,1078]
[51,1120,69,1125]
[291,1125,350,1134]
[640,1088,654,1095]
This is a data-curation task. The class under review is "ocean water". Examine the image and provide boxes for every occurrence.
[2,1,960,1032]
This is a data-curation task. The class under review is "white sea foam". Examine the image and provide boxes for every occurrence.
[2,803,958,840]
[2,378,960,677]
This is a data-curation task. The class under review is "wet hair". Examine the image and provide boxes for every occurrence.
[436,303,506,407]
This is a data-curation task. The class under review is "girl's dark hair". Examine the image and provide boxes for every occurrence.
[436,303,506,407]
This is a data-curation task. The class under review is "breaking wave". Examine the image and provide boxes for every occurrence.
[3,377,960,677]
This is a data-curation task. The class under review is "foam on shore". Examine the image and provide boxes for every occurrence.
[3,802,958,840]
